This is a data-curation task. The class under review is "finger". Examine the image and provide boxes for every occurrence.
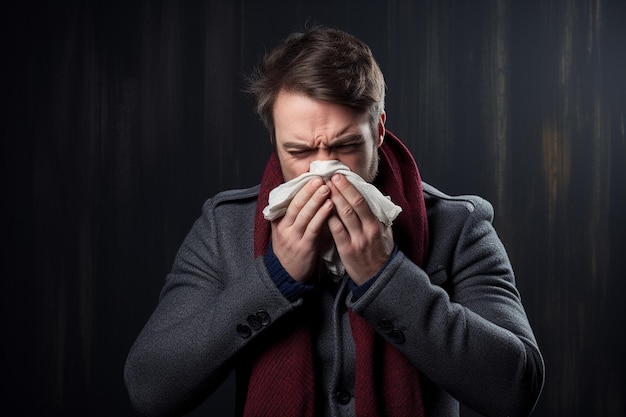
[302,198,334,240]
[330,174,378,223]
[282,177,324,225]
[327,176,363,233]
[291,182,332,235]
[327,212,351,247]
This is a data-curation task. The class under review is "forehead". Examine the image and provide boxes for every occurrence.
[273,90,371,141]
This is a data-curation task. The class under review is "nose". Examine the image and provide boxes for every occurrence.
[316,146,335,161]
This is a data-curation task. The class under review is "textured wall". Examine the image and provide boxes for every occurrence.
[3,0,625,416]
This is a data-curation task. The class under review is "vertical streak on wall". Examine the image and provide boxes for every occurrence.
[204,1,235,190]
[57,4,98,409]
[541,0,619,414]
[588,0,610,297]
[544,0,572,233]
[538,3,577,410]
[419,1,453,173]
[541,121,570,231]
[552,2,577,409]
[482,0,511,212]
[78,2,97,398]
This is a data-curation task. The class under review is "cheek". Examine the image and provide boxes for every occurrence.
[281,158,312,181]
[338,154,365,175]
[348,150,378,181]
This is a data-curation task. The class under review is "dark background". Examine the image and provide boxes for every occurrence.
[3,0,625,416]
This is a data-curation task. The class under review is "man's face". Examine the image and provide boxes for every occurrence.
[272,90,385,182]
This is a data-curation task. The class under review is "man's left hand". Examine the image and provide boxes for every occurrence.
[326,174,395,285]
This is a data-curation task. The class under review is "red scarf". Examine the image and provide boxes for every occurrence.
[247,131,428,416]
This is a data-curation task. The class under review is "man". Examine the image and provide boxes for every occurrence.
[125,27,544,417]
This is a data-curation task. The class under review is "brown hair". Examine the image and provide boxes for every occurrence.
[247,27,386,141]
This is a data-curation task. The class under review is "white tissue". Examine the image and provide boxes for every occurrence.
[263,160,402,226]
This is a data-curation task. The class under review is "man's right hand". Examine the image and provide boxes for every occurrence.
[270,177,335,283]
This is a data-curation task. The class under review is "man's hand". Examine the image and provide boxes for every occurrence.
[271,177,335,283]
[327,174,395,285]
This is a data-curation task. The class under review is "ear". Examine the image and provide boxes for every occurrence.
[376,112,386,147]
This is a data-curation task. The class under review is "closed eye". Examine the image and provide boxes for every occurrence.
[332,143,360,153]
[286,148,314,157]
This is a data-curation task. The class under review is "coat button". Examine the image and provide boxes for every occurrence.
[256,310,271,326]
[377,319,394,334]
[335,389,351,405]
[236,324,252,338]
[389,329,405,344]
[247,314,263,330]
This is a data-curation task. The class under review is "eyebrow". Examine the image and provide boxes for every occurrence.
[282,134,365,150]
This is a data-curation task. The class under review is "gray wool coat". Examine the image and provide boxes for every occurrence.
[124,182,544,417]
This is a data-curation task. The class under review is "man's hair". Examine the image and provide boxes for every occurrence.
[247,27,386,141]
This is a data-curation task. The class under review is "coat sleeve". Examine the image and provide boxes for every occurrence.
[124,193,298,417]
[348,195,545,417]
